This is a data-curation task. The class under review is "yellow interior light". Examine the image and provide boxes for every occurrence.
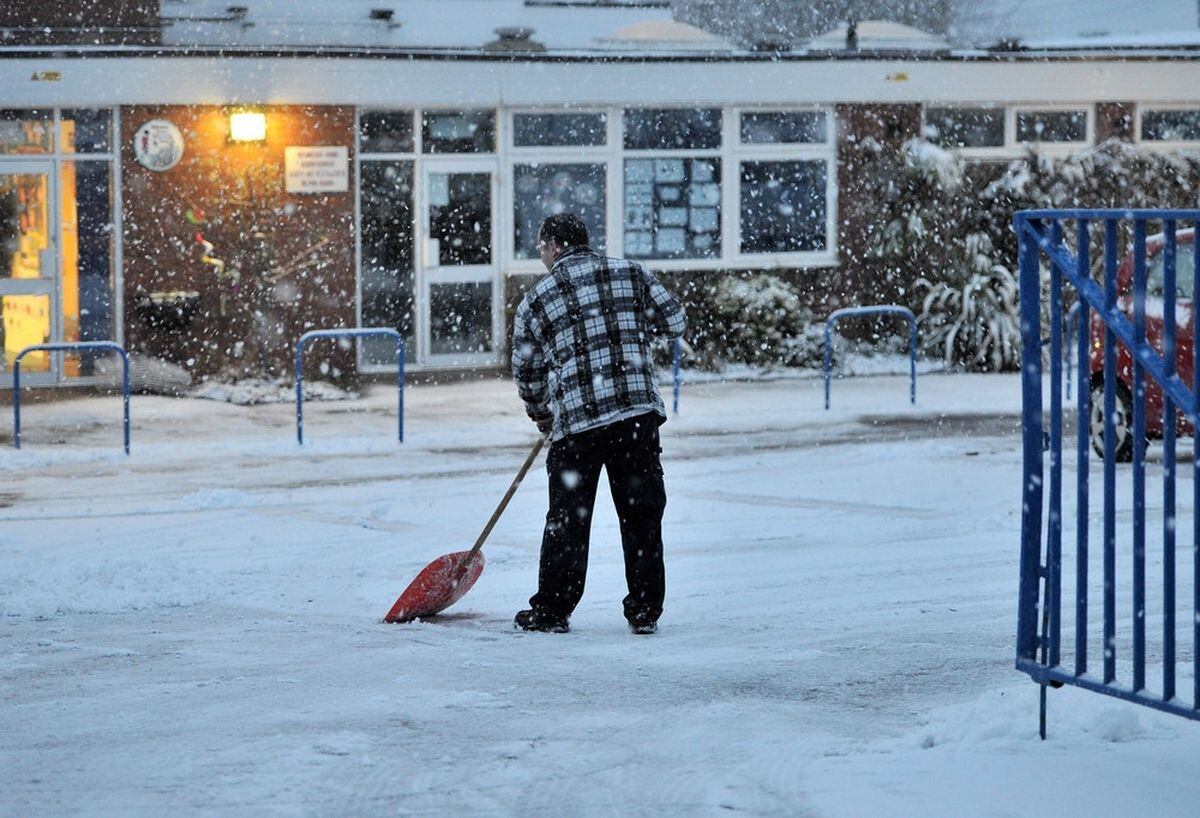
[229,110,267,142]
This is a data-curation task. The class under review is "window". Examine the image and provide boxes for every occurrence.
[513,113,606,147]
[924,107,1005,149]
[0,109,52,154]
[421,110,495,154]
[1142,109,1200,142]
[428,172,492,264]
[1148,241,1196,298]
[359,161,416,364]
[624,158,720,259]
[513,163,606,259]
[740,111,827,144]
[624,108,721,150]
[359,110,415,153]
[740,160,826,254]
[1015,109,1087,144]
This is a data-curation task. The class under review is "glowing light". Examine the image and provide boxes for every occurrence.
[229,110,267,142]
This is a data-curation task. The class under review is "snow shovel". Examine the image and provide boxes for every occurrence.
[383,435,547,623]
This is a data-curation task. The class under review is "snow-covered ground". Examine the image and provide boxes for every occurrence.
[2,371,1199,816]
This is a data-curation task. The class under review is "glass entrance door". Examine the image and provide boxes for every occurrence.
[420,162,501,367]
[0,163,56,383]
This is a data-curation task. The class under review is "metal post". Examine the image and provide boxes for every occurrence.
[1132,217,1147,694]
[295,340,305,445]
[1163,221,1178,703]
[1103,218,1118,686]
[1075,219,1090,678]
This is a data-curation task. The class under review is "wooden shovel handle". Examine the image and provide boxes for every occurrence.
[462,435,547,564]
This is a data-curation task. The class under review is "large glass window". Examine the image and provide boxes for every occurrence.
[421,110,495,154]
[924,107,1005,148]
[624,108,722,150]
[513,113,606,147]
[430,282,492,354]
[740,111,827,144]
[1142,109,1200,142]
[740,160,826,254]
[61,160,116,377]
[0,109,52,154]
[513,163,606,259]
[624,158,720,259]
[360,161,416,364]
[359,110,415,153]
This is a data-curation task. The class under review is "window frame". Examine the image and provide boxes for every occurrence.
[730,105,837,267]
[1010,104,1093,154]
[1136,103,1200,151]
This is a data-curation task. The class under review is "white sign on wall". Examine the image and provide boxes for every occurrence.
[284,146,349,193]
[133,119,184,171]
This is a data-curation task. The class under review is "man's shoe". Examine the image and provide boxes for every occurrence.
[628,619,657,635]
[514,609,570,633]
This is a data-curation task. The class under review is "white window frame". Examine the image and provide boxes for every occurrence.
[1135,103,1200,152]
[921,104,1011,159]
[505,106,611,275]
[0,107,121,388]
[922,103,1095,160]
[1010,104,1093,155]
[730,105,837,268]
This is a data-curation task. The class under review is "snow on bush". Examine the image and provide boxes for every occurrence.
[864,138,1200,371]
[680,273,832,370]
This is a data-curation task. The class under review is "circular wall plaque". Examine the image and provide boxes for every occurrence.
[132,119,184,171]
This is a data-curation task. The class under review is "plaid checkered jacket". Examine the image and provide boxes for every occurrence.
[512,246,686,440]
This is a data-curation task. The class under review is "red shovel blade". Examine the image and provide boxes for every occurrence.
[383,550,485,623]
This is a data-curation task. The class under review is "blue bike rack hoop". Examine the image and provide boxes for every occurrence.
[13,341,131,454]
[672,337,682,415]
[295,327,405,445]
[823,306,918,410]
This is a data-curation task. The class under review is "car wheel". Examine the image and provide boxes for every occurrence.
[1089,380,1134,463]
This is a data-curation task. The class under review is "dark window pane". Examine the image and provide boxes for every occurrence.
[740,160,827,254]
[624,108,721,150]
[1016,110,1086,143]
[513,163,606,259]
[924,107,1005,148]
[740,111,827,144]
[513,112,606,147]
[0,109,52,154]
[623,158,720,259]
[422,110,495,153]
[359,110,415,153]
[429,172,491,265]
[360,161,416,363]
[1142,109,1200,142]
[62,109,112,153]
[430,281,493,355]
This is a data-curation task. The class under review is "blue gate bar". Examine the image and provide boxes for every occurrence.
[1016,209,1200,728]
[1162,221,1177,703]
[1103,219,1118,685]
[823,305,918,410]
[1016,218,1044,669]
[1132,218,1147,694]
[13,342,131,454]
[1195,218,1200,710]
[295,328,405,445]
[1074,219,1090,678]
[1047,219,1064,670]
[1065,301,1081,401]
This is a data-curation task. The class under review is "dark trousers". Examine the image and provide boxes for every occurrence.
[529,413,667,624]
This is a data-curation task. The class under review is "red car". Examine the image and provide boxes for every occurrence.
[1088,227,1196,461]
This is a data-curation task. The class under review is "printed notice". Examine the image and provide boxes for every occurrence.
[284,146,349,193]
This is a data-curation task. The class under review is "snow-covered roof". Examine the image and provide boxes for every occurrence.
[808,20,951,53]
[158,0,734,54]
[951,0,1200,50]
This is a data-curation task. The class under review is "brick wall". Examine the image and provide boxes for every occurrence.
[121,105,357,380]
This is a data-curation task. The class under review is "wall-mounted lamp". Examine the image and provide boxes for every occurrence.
[229,109,267,142]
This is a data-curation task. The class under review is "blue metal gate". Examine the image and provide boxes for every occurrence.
[1016,208,1200,735]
